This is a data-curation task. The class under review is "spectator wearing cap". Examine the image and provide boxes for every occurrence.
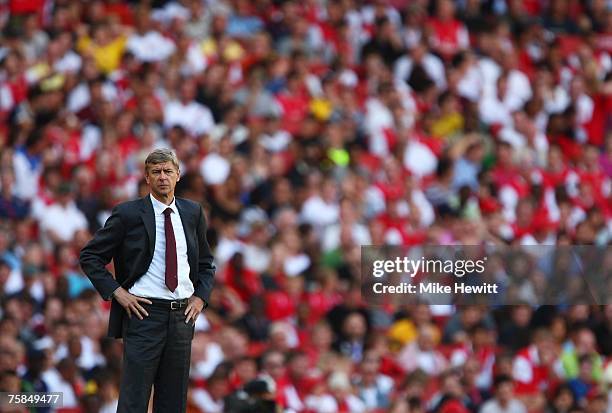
[258,111,292,153]
[259,350,289,408]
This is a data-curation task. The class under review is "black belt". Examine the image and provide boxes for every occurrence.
[147,297,189,311]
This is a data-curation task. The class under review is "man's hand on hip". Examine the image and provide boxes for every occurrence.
[185,296,205,324]
[113,287,152,320]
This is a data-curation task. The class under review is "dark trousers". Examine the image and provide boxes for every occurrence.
[117,302,195,413]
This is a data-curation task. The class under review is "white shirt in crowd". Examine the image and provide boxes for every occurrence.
[304,393,366,413]
[199,152,231,185]
[403,139,438,178]
[479,92,513,127]
[300,195,340,228]
[457,64,484,102]
[480,398,527,413]
[191,341,224,380]
[504,70,532,112]
[478,63,532,112]
[180,42,208,76]
[365,97,394,157]
[260,130,292,153]
[41,369,79,409]
[164,99,215,136]
[322,223,371,252]
[53,50,82,74]
[39,201,88,243]
[126,31,176,62]
[12,151,41,201]
[67,81,118,114]
[53,334,104,371]
[100,400,119,413]
[129,194,193,300]
[358,374,394,410]
[191,388,224,413]
[498,127,549,168]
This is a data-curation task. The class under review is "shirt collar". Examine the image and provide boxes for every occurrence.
[149,193,178,216]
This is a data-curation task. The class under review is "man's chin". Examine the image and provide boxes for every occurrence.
[153,188,172,197]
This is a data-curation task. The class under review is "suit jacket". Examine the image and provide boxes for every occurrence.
[79,195,216,338]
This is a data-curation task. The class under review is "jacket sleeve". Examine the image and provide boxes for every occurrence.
[193,205,216,306]
[79,206,124,301]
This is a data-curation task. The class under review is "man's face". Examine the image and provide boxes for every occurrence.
[497,382,513,403]
[145,161,180,199]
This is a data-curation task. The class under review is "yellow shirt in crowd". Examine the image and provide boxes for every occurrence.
[78,35,127,74]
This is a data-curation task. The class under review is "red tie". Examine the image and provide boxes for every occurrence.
[163,208,178,292]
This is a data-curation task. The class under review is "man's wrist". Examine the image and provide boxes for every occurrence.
[191,295,208,309]
[110,286,121,300]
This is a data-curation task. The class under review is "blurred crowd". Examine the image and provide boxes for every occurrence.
[0,0,611,412]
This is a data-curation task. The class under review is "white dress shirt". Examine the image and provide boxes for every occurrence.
[129,194,193,299]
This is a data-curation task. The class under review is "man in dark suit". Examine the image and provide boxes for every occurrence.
[79,148,215,413]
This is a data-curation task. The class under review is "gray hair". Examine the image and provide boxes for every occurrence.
[144,148,180,172]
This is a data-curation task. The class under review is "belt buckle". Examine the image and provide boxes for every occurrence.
[170,301,179,310]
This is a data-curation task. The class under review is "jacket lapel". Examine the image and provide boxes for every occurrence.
[176,198,196,268]
[140,196,156,256]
